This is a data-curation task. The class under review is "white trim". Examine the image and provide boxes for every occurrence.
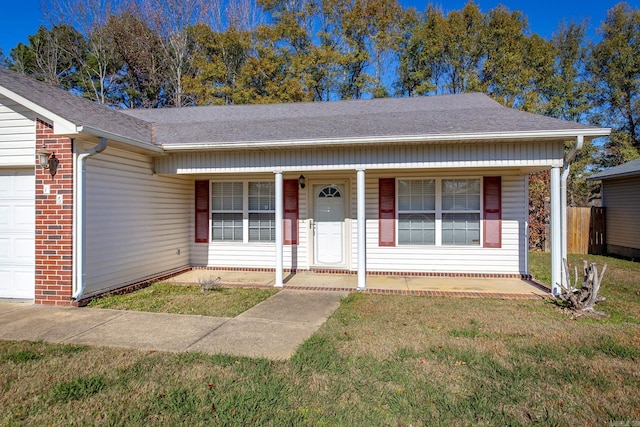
[160,129,611,151]
[357,169,366,290]
[550,166,562,296]
[77,126,162,153]
[72,138,108,300]
[0,88,160,154]
[524,174,530,275]
[396,177,482,247]
[310,180,349,269]
[274,171,284,287]
[209,180,277,244]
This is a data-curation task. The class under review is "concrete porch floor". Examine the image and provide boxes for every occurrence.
[168,269,550,299]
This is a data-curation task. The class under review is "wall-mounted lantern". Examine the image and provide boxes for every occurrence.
[298,174,306,189]
[36,143,59,178]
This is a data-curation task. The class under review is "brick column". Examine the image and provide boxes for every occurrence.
[35,120,75,305]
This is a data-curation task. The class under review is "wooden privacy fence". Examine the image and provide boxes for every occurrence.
[567,207,591,254]
[545,207,606,254]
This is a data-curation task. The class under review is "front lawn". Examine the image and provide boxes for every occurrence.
[87,282,279,318]
[1,253,639,425]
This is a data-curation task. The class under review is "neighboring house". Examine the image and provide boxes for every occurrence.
[0,68,610,305]
[588,158,640,260]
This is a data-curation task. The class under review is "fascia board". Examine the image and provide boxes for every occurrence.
[76,125,163,153]
[0,86,161,153]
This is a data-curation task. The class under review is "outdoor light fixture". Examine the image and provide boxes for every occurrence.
[298,174,306,189]
[36,143,59,178]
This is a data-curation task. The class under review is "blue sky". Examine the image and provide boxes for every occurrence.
[1,0,638,57]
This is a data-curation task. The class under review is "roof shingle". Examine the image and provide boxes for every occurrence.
[122,93,603,146]
[588,158,640,180]
[1,67,608,149]
[0,68,152,145]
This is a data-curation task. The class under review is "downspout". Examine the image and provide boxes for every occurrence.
[72,137,108,300]
[557,134,584,294]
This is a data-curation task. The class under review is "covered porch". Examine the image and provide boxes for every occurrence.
[167,269,550,298]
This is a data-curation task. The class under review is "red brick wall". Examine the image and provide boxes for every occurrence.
[35,120,75,306]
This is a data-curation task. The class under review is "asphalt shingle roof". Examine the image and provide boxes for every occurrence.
[122,93,602,146]
[0,68,152,145]
[588,158,640,180]
[1,67,607,149]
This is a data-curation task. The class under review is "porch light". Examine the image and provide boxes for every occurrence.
[37,143,59,178]
[298,174,306,189]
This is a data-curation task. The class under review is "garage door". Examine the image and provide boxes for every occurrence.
[0,169,35,299]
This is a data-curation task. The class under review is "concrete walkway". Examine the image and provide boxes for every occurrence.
[0,290,346,360]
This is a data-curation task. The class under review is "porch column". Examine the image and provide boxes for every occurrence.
[275,170,284,287]
[550,165,561,296]
[561,165,569,289]
[357,168,366,290]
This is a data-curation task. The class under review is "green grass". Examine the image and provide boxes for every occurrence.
[1,253,639,425]
[87,282,279,317]
[50,376,107,403]
[529,252,640,322]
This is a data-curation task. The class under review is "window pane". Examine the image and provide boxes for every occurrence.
[212,182,243,211]
[397,179,435,211]
[442,213,480,245]
[442,179,480,211]
[249,212,275,242]
[398,213,435,245]
[211,213,243,241]
[249,182,275,211]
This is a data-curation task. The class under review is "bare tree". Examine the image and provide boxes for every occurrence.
[134,0,207,107]
[48,0,124,104]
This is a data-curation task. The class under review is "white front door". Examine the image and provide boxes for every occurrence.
[313,184,345,266]
[0,169,35,299]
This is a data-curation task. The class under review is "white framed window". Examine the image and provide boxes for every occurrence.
[397,178,481,246]
[398,179,436,245]
[212,182,243,241]
[211,181,275,242]
[441,179,480,246]
[248,182,275,242]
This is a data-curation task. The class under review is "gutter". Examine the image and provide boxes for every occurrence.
[72,137,108,301]
[76,125,163,154]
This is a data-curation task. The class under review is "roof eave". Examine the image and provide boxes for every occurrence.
[160,128,612,151]
[587,170,640,181]
[77,125,163,153]
[0,85,77,135]
[0,86,161,153]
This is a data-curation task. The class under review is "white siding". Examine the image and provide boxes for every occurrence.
[83,146,191,297]
[362,172,527,275]
[192,170,528,275]
[602,177,640,250]
[0,95,36,167]
[156,141,564,174]
[190,173,310,270]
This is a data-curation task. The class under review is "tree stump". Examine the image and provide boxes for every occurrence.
[558,259,606,315]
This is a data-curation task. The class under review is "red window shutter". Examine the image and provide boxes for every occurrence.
[483,176,502,248]
[195,180,209,243]
[283,179,299,245]
[379,178,396,246]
